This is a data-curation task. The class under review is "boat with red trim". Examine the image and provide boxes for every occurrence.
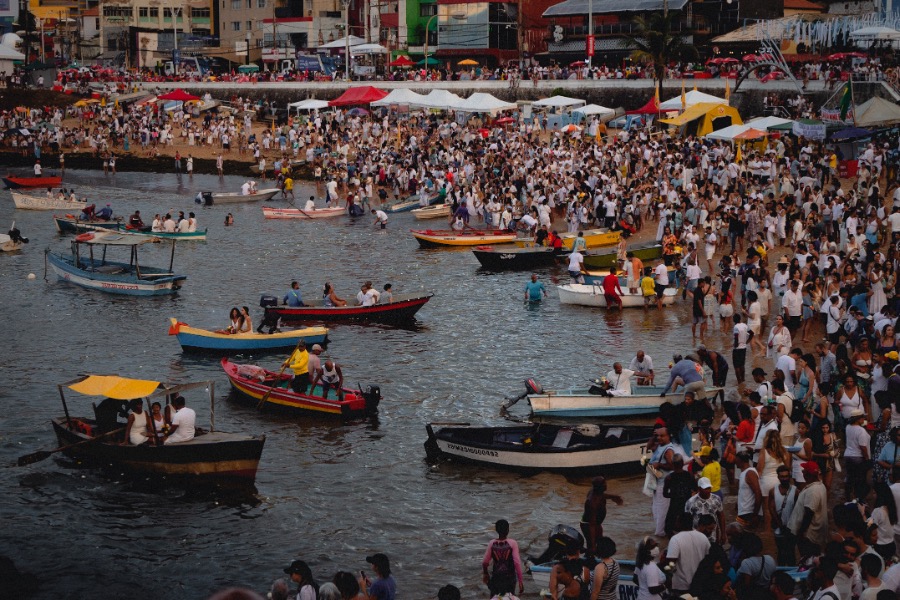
[3,175,63,189]
[221,358,381,419]
[264,292,433,324]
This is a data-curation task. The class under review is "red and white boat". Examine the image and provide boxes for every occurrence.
[3,176,63,189]
[262,206,346,219]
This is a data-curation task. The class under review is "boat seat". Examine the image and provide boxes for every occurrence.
[94,265,125,274]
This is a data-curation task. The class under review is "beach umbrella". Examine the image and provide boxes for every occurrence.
[347,107,369,116]
[238,64,259,73]
[458,59,478,66]
[569,60,586,67]
[389,55,414,67]
[733,128,768,141]
[157,89,200,102]
[417,57,441,66]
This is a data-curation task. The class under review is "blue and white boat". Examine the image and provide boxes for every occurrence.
[527,384,722,419]
[168,318,328,354]
[46,231,187,296]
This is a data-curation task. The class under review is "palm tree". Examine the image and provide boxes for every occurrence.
[624,11,699,99]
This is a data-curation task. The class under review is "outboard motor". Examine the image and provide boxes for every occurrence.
[257,295,280,334]
[530,525,586,565]
[8,224,27,244]
[196,191,214,206]
[362,385,381,416]
[501,378,543,410]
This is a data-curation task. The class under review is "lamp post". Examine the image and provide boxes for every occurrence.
[423,13,438,72]
[246,31,252,65]
[341,0,350,80]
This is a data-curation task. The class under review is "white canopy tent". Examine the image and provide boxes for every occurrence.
[410,89,465,111]
[317,35,365,49]
[289,99,330,111]
[659,90,727,111]
[745,116,794,130]
[704,123,752,141]
[532,95,586,108]
[370,88,427,107]
[451,92,517,115]
[573,104,616,118]
[0,42,25,75]
[351,43,388,55]
[848,26,900,40]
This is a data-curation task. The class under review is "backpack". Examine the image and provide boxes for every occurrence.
[490,539,516,582]
[785,391,805,423]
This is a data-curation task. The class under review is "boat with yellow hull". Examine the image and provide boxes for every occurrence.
[514,228,620,250]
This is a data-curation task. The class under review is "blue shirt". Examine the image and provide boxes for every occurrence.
[283,288,304,307]
[368,575,396,600]
[850,293,869,317]
[525,280,546,301]
[661,359,703,394]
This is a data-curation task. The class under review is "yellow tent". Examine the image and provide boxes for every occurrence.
[68,375,161,400]
[659,102,742,137]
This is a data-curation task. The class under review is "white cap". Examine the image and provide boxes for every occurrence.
[698,477,712,489]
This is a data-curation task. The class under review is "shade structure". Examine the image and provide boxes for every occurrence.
[389,55,414,67]
[327,86,388,107]
[347,107,369,116]
[704,123,752,141]
[849,26,900,40]
[68,375,161,400]
[745,116,794,130]
[410,89,464,110]
[829,127,873,141]
[543,0,688,17]
[458,59,478,66]
[733,128,768,140]
[627,96,661,114]
[370,88,427,107]
[573,104,616,118]
[659,102,742,136]
[451,92,517,115]
[659,89,726,111]
[318,35,365,49]
[157,89,200,102]
[238,64,259,73]
[351,43,387,55]
[289,98,331,111]
[417,57,441,66]
[853,96,900,128]
[532,95,586,108]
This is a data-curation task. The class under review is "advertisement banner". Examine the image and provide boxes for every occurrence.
[586,35,594,57]
[792,120,826,141]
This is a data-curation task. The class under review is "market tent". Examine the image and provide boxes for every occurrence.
[289,98,330,111]
[452,92,517,115]
[627,96,661,114]
[659,102,742,136]
[704,123,753,141]
[370,88,427,107]
[848,26,900,40]
[745,116,794,130]
[573,104,616,119]
[327,86,388,107]
[351,43,388,55]
[659,89,726,111]
[853,96,900,128]
[830,127,873,141]
[416,57,441,66]
[318,35,365,49]
[532,95,586,108]
[158,89,200,102]
[411,89,464,110]
[389,55,414,67]
[733,128,768,140]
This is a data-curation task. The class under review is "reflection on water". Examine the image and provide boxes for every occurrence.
[0,170,737,599]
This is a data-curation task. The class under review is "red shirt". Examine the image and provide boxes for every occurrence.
[602,273,622,295]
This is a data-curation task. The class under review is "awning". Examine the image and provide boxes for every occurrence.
[660,102,725,126]
[289,98,330,110]
[318,35,365,49]
[573,104,616,118]
[659,90,726,111]
[532,95,586,108]
[543,0,688,17]
[68,375,161,400]
[328,86,388,107]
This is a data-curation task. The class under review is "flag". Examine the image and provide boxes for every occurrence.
[735,144,742,163]
[839,82,852,120]
[654,83,660,106]
[681,80,686,111]
[725,78,730,103]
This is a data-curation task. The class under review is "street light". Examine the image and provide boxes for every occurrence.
[341,0,350,81]
[423,13,438,72]
[246,32,252,65]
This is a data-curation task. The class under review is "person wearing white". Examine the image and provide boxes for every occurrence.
[356,282,380,307]
[605,363,634,396]
[163,396,195,444]
[665,527,710,594]
[629,351,654,385]
[775,353,797,390]
[634,538,666,600]
[844,410,872,502]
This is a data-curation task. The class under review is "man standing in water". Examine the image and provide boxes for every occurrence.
[524,273,547,302]
[580,476,623,557]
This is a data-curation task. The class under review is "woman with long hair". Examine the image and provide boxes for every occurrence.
[322,282,348,307]
[792,420,813,490]
[766,315,792,363]
[758,429,791,501]
[870,483,898,561]
[812,419,837,490]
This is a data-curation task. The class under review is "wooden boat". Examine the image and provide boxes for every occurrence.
[472,245,562,270]
[222,358,381,419]
[411,229,519,248]
[582,266,679,287]
[75,222,209,241]
[412,204,451,220]
[11,191,87,211]
[54,215,123,234]
[581,241,663,269]
[515,228,620,250]
[266,292,433,324]
[168,318,328,354]
[384,192,441,213]
[46,231,187,296]
[262,205,346,219]
[208,188,281,204]
[527,385,722,418]
[250,159,305,175]
[45,375,265,482]
[557,284,677,308]
[3,175,63,189]
[424,422,655,474]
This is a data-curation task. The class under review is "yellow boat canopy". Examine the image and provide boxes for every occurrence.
[68,375,161,400]
[659,102,743,137]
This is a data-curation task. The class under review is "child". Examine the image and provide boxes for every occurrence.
[640,267,656,308]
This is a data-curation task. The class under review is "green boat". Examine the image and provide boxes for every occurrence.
[580,241,662,269]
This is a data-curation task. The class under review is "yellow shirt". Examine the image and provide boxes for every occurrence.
[701,461,722,493]
[288,348,309,375]
[284,178,294,191]
[641,276,656,297]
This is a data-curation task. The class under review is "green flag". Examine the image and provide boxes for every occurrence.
[839,82,852,120]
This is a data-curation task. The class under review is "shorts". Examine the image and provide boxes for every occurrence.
[684,379,707,400]
[705,248,715,260]
[787,315,801,330]
[693,314,706,324]
[569,270,584,283]
[656,284,667,298]
[627,277,637,289]
[604,293,621,306]
[733,348,747,368]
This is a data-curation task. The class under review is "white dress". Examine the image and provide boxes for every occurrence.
[758,450,784,497]
[869,274,887,315]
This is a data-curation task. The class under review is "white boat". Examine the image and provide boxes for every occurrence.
[11,191,87,211]
[412,204,451,220]
[0,233,24,252]
[207,188,281,204]
[262,206,346,219]
[557,284,677,308]
[527,385,723,418]
[529,561,637,599]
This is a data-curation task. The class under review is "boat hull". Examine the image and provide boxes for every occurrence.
[412,229,519,248]
[582,242,663,269]
[3,176,63,189]
[52,417,265,482]
[516,228,620,250]
[528,385,722,418]
[385,193,441,213]
[47,252,187,296]
[11,191,87,211]
[222,358,380,419]
[170,320,328,353]
[472,245,561,270]
[529,562,637,599]
[557,284,677,308]
[262,206,346,219]
[266,293,433,323]
[424,424,654,475]
[210,189,281,204]
[412,205,450,220]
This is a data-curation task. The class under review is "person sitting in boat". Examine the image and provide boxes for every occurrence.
[94,397,130,434]
[163,214,177,233]
[95,204,113,221]
[177,212,190,233]
[283,281,305,307]
[69,190,78,203]
[238,306,253,333]
[357,281,380,307]
[546,230,563,251]
[124,399,151,446]
[80,203,96,220]
[323,282,348,307]
[128,210,144,229]
[534,225,549,247]
[311,359,344,400]
[380,283,393,304]
[304,196,316,211]
[150,402,167,442]
[659,354,706,401]
[241,181,252,195]
[600,362,635,396]
[162,395,195,445]
[151,214,163,232]
[216,307,242,334]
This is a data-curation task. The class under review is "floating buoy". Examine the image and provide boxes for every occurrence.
[27,273,36,280]
[75,233,94,243]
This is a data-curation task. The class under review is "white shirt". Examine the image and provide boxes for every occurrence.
[776,355,797,389]
[783,288,803,316]
[630,355,654,375]
[844,423,871,459]
[165,407,196,444]
[734,323,750,349]
[635,562,666,600]
[357,288,379,307]
[654,263,669,286]
[567,251,584,272]
[666,530,710,590]
[606,368,635,395]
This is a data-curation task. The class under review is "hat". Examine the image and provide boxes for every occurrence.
[697,477,712,490]
[311,344,323,352]
[694,446,712,458]
[284,560,307,575]
[778,255,790,265]
[886,351,899,361]
[366,553,390,573]
[849,408,866,420]
[800,461,820,475]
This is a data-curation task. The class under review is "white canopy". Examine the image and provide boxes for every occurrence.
[0,43,25,60]
[849,26,900,39]
[745,116,794,130]
[370,88,427,107]
[318,35,365,49]
[532,95,586,108]
[704,124,752,141]
[410,89,465,111]
[451,92,517,115]
[573,104,616,118]
[289,99,330,111]
[351,43,388,55]
[659,89,726,111]
[1,32,23,47]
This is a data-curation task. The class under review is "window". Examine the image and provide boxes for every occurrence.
[191,7,210,18]
[149,7,158,17]
[247,20,253,31]
[163,7,172,17]
[323,10,341,18]
[232,21,241,31]
[419,4,437,17]
[231,0,241,9]
[102,5,132,18]
[246,0,252,8]
[258,20,265,29]
[258,0,266,7]
[139,7,149,17]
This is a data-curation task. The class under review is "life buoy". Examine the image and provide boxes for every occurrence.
[75,233,94,243]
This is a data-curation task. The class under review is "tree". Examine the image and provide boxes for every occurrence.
[624,11,698,99]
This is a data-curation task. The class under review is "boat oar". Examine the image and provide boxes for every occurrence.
[257,340,302,410]
[16,426,126,466]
